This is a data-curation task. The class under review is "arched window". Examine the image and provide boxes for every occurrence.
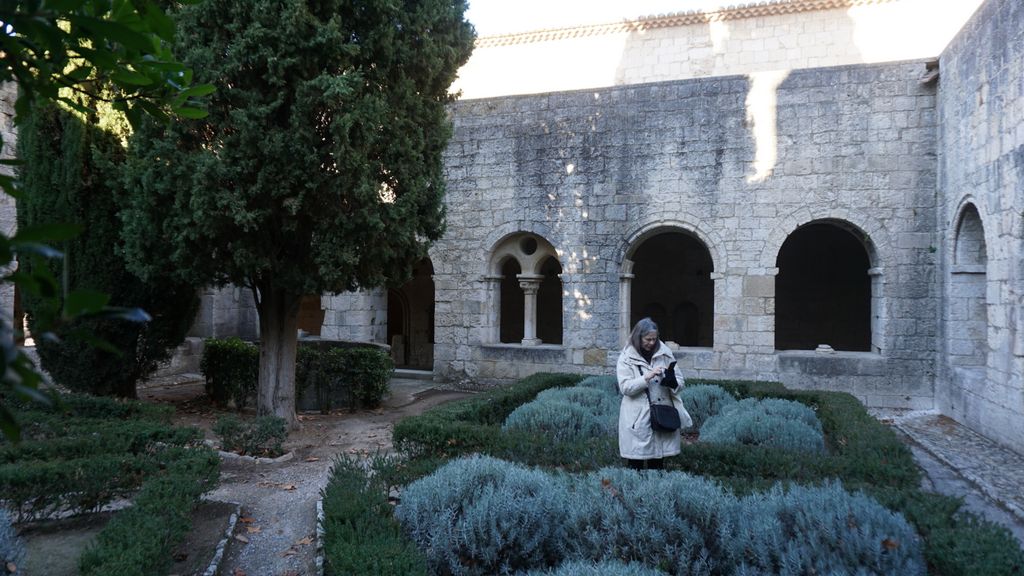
[775,222,871,351]
[949,204,987,368]
[490,233,562,345]
[628,231,714,347]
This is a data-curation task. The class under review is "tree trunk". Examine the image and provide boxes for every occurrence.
[256,285,302,430]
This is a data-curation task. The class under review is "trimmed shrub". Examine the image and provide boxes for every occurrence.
[213,415,287,457]
[700,397,825,453]
[563,468,727,575]
[78,447,220,576]
[503,386,618,444]
[296,344,394,411]
[393,373,582,456]
[200,337,259,408]
[321,455,430,576]
[523,560,669,576]
[718,481,926,575]
[575,375,619,395]
[504,400,612,443]
[679,384,736,431]
[395,455,570,575]
[0,509,24,575]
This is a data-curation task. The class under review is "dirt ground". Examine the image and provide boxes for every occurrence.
[136,375,475,576]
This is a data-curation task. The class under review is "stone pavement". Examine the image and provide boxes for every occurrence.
[882,410,1024,545]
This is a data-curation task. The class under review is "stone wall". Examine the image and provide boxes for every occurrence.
[936,0,1024,452]
[453,0,983,99]
[436,60,940,408]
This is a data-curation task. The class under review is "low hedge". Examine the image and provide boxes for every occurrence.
[1,392,220,573]
[201,337,394,411]
[78,446,220,576]
[321,455,430,575]
[200,337,259,409]
[296,344,393,411]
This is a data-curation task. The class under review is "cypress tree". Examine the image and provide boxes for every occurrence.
[16,105,199,398]
[121,0,475,427]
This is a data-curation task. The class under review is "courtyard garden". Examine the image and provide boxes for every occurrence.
[321,373,1024,576]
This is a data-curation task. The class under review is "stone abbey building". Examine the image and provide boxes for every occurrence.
[8,0,1021,455]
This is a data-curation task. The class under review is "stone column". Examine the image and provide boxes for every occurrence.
[483,274,503,343]
[518,274,543,346]
[619,260,635,344]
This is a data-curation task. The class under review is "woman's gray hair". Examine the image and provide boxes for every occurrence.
[629,317,659,352]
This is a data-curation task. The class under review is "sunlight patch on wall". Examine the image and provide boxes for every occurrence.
[745,69,789,183]
[847,0,985,62]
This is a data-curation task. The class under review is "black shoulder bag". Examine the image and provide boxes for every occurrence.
[641,366,681,432]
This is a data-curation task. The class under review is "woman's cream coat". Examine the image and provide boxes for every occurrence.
[616,341,690,460]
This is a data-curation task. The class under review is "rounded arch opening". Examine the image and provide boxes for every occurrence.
[628,230,714,347]
[775,221,871,351]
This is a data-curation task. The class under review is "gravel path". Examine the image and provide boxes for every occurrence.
[141,376,473,576]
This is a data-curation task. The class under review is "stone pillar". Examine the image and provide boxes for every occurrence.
[518,274,543,346]
[619,260,635,345]
[483,274,502,343]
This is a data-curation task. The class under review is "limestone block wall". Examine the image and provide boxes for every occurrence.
[936,0,1024,453]
[321,290,387,344]
[0,83,17,334]
[436,60,940,409]
[189,285,259,341]
[453,0,983,99]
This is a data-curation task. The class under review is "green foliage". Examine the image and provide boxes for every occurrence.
[868,487,1024,575]
[0,419,200,463]
[0,509,24,574]
[719,481,925,575]
[213,415,288,458]
[523,561,669,576]
[0,0,211,442]
[393,372,582,456]
[503,386,618,443]
[200,337,259,408]
[296,344,394,411]
[16,103,199,398]
[119,0,475,423]
[700,397,826,453]
[575,375,619,394]
[679,384,737,431]
[395,455,571,575]
[321,455,430,576]
[394,456,926,576]
[78,448,220,576]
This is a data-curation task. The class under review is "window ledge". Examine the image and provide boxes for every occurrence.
[951,264,986,275]
[776,349,883,360]
[481,343,565,351]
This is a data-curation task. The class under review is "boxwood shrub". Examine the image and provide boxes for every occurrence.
[200,336,258,408]
[296,344,394,411]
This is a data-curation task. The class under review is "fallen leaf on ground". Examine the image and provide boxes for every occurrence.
[295,536,313,546]
[304,456,320,462]
[280,483,297,491]
[239,516,255,524]
[246,526,261,534]
[234,534,249,544]
[233,569,247,576]
[280,548,297,558]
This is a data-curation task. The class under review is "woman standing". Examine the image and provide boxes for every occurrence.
[616,317,688,470]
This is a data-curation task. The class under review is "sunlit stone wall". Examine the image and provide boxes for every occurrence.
[936,0,1024,453]
[434,60,939,409]
[453,0,984,100]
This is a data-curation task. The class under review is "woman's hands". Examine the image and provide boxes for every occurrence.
[644,366,665,382]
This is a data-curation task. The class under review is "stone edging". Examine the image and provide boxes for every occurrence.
[894,420,1024,523]
[217,449,295,464]
[315,497,325,576]
[202,500,242,576]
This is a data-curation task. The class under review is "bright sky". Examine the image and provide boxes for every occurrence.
[465,0,733,36]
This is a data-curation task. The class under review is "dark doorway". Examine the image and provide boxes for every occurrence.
[499,258,524,343]
[387,258,435,369]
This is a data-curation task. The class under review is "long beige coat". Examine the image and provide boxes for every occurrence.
[616,341,690,460]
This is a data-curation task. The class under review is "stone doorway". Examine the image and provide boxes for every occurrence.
[387,258,435,370]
